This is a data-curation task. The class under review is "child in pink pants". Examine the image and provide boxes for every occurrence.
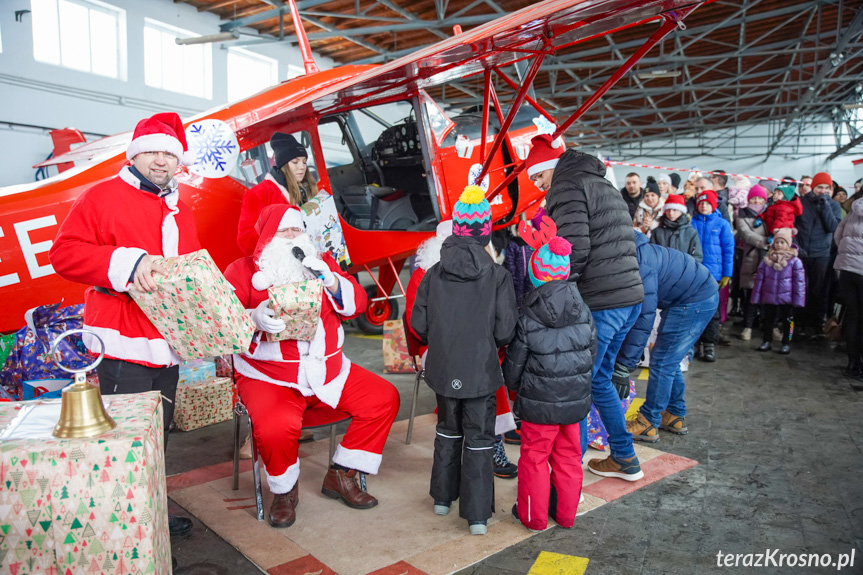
[502,218,597,530]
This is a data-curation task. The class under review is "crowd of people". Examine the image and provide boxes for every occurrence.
[46,111,863,550]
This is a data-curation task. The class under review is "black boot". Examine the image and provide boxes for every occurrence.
[703,343,716,362]
[695,342,705,360]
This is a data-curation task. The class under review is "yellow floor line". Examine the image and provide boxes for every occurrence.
[348,334,384,340]
[637,368,649,380]
[625,398,645,421]
[528,551,590,575]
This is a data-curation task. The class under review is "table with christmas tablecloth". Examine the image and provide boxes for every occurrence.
[0,391,171,574]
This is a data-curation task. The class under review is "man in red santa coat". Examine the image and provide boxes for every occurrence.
[49,112,198,539]
[224,204,400,529]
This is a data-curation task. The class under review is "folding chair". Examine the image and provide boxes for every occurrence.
[402,311,425,445]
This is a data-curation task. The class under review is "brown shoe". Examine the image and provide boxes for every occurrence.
[238,435,253,460]
[660,411,688,435]
[627,412,659,443]
[268,483,298,528]
[321,468,378,509]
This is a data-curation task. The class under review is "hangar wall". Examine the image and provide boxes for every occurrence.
[0,0,334,187]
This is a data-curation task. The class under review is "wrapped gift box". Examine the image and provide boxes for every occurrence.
[267,279,323,342]
[174,377,233,431]
[302,191,352,271]
[178,358,217,386]
[130,249,255,361]
[0,391,171,574]
[382,319,414,374]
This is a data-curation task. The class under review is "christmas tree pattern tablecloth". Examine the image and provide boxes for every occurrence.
[130,249,255,361]
[0,392,170,574]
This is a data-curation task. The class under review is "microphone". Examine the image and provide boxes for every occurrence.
[292,247,306,261]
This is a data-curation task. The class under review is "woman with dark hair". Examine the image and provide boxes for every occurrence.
[237,132,319,255]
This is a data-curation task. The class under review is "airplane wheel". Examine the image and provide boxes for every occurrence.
[356,284,399,335]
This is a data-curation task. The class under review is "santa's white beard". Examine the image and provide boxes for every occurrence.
[256,235,318,288]
[415,236,443,271]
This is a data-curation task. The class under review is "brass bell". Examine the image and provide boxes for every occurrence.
[50,329,116,439]
[53,378,116,439]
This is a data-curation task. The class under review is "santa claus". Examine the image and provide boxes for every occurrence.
[224,204,400,528]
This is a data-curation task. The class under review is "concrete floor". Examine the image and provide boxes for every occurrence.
[166,322,863,574]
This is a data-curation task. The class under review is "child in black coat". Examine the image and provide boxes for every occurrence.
[503,217,596,531]
[411,186,518,535]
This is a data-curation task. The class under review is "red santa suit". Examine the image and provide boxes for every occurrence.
[225,205,399,494]
[49,166,201,366]
[237,175,291,256]
[405,233,515,436]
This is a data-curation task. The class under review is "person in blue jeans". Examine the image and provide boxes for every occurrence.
[524,134,645,481]
[615,231,719,443]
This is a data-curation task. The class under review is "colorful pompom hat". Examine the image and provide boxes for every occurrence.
[452,185,492,244]
[518,216,572,287]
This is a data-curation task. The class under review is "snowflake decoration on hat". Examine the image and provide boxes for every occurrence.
[185,119,239,178]
[532,116,557,135]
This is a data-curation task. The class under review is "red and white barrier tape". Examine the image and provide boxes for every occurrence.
[604,160,799,184]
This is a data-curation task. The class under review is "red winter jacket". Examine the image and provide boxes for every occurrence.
[763,197,802,235]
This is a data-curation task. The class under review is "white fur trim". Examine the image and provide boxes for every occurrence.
[264,173,291,202]
[527,158,559,179]
[252,271,270,291]
[83,324,181,366]
[328,274,356,316]
[107,247,147,293]
[126,133,184,162]
[663,202,687,214]
[495,412,517,435]
[332,444,382,475]
[279,209,304,231]
[233,355,316,396]
[265,459,300,494]
[161,191,180,257]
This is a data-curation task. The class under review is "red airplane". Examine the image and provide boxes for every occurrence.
[0,0,713,335]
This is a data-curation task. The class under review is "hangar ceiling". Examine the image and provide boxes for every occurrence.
[176,0,863,159]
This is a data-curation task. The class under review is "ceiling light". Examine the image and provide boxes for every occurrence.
[176,31,239,46]
[635,69,681,80]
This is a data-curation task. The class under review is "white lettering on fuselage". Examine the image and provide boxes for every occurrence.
[13,215,58,280]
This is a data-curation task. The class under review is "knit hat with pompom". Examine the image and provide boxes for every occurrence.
[452,185,492,244]
[529,236,572,287]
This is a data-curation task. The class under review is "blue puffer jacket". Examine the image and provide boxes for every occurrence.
[691,210,735,280]
[751,247,806,307]
[618,232,718,370]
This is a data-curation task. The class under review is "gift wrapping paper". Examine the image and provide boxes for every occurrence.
[266,280,323,342]
[178,358,217,387]
[382,320,414,374]
[0,391,170,574]
[129,249,255,361]
[173,377,233,432]
[587,380,636,451]
[301,191,352,271]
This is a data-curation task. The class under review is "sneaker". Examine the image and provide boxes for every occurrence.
[511,503,542,532]
[757,341,771,352]
[718,327,732,346]
[659,411,689,435]
[493,438,518,479]
[702,343,716,362]
[738,328,752,341]
[433,500,451,516]
[626,412,659,443]
[503,428,521,445]
[468,520,487,535]
[777,344,791,355]
[587,455,644,481]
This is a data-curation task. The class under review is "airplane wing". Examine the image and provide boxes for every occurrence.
[32,132,132,168]
[236,0,711,140]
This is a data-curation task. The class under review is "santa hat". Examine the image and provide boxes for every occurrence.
[251,205,306,291]
[748,184,769,201]
[525,134,564,179]
[452,186,492,244]
[811,172,833,190]
[518,216,571,286]
[663,194,687,214]
[696,190,717,212]
[126,112,187,162]
[271,132,307,169]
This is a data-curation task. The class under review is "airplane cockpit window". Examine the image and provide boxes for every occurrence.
[318,101,438,233]
[441,104,536,147]
[229,130,318,188]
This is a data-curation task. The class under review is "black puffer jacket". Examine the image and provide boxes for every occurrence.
[795,193,842,258]
[545,150,644,310]
[651,213,703,262]
[411,236,517,398]
[502,280,595,425]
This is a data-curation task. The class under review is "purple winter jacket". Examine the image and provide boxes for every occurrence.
[751,251,806,307]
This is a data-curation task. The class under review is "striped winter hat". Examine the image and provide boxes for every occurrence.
[518,215,572,287]
[452,185,492,243]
